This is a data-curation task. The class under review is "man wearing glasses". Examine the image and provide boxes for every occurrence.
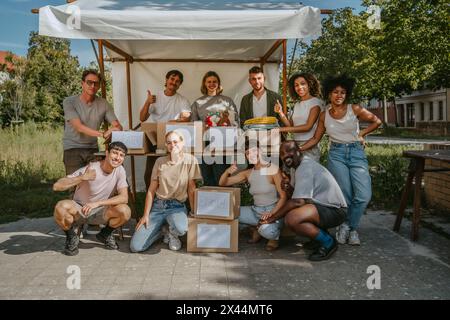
[62,69,123,175]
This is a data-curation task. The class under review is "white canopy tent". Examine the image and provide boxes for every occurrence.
[36,0,324,195]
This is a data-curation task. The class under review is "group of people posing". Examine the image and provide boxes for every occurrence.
[53,66,381,261]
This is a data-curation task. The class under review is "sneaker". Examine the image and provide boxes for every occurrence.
[167,229,182,251]
[96,230,119,250]
[64,232,79,256]
[336,223,350,244]
[348,230,361,246]
[308,238,338,261]
[161,225,169,244]
[297,240,321,250]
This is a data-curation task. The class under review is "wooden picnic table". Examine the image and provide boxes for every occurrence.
[393,149,450,241]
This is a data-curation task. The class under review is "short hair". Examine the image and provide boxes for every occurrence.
[288,72,321,100]
[200,71,223,95]
[108,141,128,155]
[165,130,184,142]
[165,70,184,84]
[82,69,102,82]
[249,66,263,75]
[322,74,355,103]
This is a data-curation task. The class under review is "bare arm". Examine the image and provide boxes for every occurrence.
[135,180,158,230]
[264,198,306,224]
[139,90,156,122]
[352,104,382,138]
[263,170,287,217]
[81,187,129,216]
[274,100,293,127]
[219,163,249,186]
[69,118,103,138]
[279,105,321,134]
[299,111,326,151]
[53,167,96,191]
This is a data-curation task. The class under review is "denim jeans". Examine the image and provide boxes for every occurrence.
[130,198,187,253]
[327,142,372,230]
[239,203,283,240]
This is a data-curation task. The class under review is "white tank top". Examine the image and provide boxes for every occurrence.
[324,104,360,143]
[248,166,278,207]
[290,97,323,141]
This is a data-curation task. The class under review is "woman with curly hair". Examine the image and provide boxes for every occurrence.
[300,75,381,246]
[274,72,323,162]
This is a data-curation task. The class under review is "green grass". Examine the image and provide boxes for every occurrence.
[0,122,67,224]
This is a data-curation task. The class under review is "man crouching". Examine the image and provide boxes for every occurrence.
[53,141,131,256]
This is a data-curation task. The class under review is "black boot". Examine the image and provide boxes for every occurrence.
[96,225,119,250]
[64,226,79,256]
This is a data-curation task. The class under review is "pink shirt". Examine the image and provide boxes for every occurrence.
[69,161,128,205]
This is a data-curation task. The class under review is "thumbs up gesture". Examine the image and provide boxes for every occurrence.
[146,90,156,104]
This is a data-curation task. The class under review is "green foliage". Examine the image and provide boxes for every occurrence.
[292,0,450,102]
[24,32,81,124]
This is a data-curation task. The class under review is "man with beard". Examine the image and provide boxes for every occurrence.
[259,141,347,261]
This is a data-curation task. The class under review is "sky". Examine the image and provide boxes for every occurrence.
[0,0,364,66]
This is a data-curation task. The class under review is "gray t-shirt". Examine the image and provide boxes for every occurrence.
[191,95,238,126]
[63,95,118,150]
[292,156,347,208]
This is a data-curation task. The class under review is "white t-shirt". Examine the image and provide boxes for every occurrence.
[290,97,323,141]
[145,90,191,123]
[252,91,267,118]
[69,161,128,206]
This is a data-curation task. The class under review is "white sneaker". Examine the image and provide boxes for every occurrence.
[336,223,350,244]
[348,230,361,246]
[167,228,182,251]
[161,225,169,244]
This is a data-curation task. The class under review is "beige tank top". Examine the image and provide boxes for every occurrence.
[248,166,278,207]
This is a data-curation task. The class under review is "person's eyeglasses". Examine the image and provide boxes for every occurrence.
[85,80,100,87]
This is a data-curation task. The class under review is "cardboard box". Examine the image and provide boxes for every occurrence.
[187,217,238,253]
[142,121,204,153]
[111,131,150,155]
[194,186,240,220]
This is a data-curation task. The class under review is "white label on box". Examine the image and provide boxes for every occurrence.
[111,131,143,149]
[196,191,230,217]
[209,127,238,148]
[166,124,196,148]
[197,224,231,248]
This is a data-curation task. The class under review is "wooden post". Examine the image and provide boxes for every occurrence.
[126,60,137,208]
[282,39,288,114]
[412,159,425,241]
[97,40,107,99]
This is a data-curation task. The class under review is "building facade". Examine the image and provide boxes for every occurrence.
[366,88,450,136]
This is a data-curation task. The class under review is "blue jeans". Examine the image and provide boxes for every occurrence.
[239,203,283,240]
[327,142,372,230]
[130,199,188,253]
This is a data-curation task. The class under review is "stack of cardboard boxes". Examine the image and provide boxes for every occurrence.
[187,186,240,253]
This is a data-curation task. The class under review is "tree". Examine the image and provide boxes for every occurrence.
[292,0,450,104]
[0,54,35,126]
[24,32,81,124]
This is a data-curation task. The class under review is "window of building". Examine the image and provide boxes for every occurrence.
[420,102,425,121]
[438,101,444,120]
[429,102,434,121]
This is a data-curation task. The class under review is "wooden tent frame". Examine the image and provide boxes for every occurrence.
[33,1,332,205]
